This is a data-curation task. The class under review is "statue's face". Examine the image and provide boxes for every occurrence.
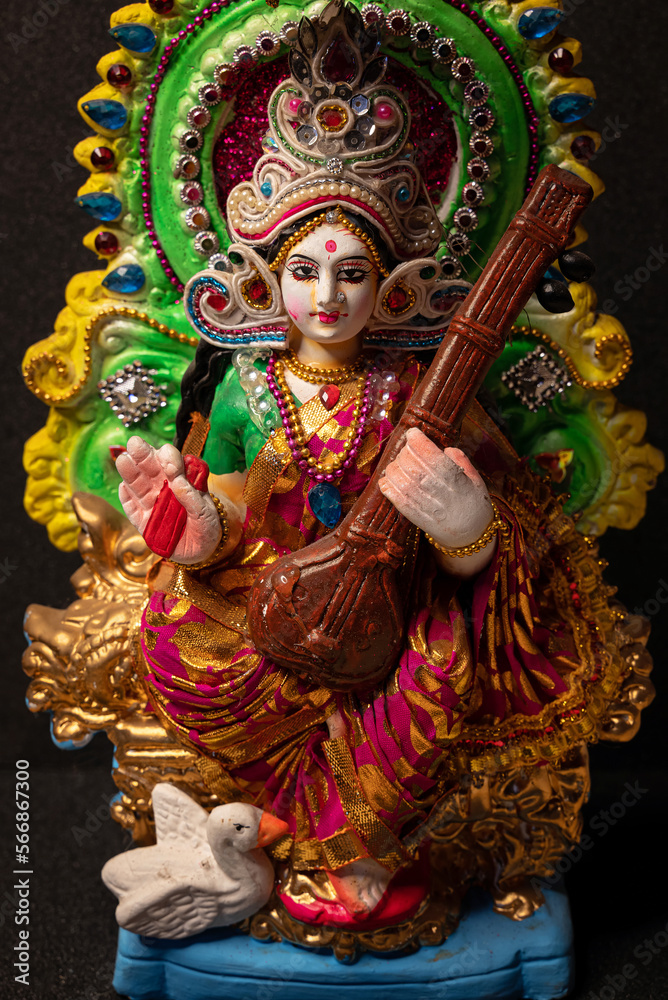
[280,223,379,346]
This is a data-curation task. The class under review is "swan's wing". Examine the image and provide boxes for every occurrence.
[152,783,208,849]
[116,883,230,939]
[102,845,171,897]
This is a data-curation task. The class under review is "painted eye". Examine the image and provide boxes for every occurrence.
[287,262,317,280]
[233,823,249,831]
[338,267,369,283]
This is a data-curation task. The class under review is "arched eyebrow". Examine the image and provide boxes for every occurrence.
[285,253,373,266]
[285,252,318,265]
[336,255,373,265]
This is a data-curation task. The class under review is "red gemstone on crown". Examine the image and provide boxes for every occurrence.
[321,108,346,130]
[149,0,174,12]
[191,108,210,127]
[247,279,270,305]
[207,293,229,312]
[321,33,358,84]
[386,287,408,311]
[319,384,340,411]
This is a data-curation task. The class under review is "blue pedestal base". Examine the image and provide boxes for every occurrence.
[113,885,573,1000]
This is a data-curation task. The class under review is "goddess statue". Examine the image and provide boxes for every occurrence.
[21,0,660,991]
[111,5,644,929]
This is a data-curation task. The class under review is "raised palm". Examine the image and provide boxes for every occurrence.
[117,437,221,564]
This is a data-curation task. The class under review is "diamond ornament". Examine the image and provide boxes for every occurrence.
[98,361,168,427]
[326,157,344,174]
[501,347,572,412]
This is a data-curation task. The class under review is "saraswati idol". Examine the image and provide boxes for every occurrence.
[22,2,661,997]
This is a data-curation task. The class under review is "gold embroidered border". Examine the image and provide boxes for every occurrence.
[323,737,406,872]
[165,565,248,632]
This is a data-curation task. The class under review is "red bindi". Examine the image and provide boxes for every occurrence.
[325,240,337,253]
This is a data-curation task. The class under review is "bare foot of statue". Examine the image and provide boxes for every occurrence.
[328,858,392,918]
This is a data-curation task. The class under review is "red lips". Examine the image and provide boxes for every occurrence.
[318,311,340,324]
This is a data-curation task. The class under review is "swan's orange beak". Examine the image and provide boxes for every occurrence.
[256,812,290,848]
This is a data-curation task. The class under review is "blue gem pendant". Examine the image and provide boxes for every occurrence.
[308,482,342,528]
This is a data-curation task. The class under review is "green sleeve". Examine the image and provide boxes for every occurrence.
[201,361,269,474]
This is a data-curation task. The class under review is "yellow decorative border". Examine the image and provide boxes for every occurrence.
[513,322,632,391]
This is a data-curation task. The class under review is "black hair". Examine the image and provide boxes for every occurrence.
[174,338,230,450]
[174,206,397,449]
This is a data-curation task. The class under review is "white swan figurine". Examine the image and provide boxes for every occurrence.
[101,782,289,939]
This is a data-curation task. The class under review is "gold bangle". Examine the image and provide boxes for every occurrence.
[184,493,230,570]
[425,499,503,559]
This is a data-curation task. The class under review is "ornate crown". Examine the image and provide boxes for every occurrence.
[227,1,443,259]
[184,1,473,351]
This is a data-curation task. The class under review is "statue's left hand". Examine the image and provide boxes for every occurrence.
[379,427,496,573]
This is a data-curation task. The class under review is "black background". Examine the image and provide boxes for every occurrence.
[0,2,667,998]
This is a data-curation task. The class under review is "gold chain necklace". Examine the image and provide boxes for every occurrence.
[283,349,365,386]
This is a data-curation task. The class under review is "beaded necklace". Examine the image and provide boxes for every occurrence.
[265,353,375,527]
[282,350,365,386]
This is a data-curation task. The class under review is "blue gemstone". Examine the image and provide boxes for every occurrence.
[308,483,341,528]
[549,93,595,124]
[75,193,122,221]
[260,181,272,197]
[109,24,157,54]
[518,8,566,40]
[102,264,146,294]
[82,99,128,131]
[397,186,410,203]
[544,265,562,282]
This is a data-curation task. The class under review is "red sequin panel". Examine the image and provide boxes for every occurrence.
[383,60,457,205]
[212,56,458,216]
[213,57,291,215]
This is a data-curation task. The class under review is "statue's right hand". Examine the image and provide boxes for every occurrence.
[116,437,222,564]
